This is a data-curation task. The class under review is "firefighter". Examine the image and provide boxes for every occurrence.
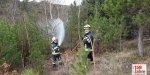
[51,37,62,68]
[82,24,94,63]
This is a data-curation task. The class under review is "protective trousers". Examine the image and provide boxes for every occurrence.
[87,51,93,61]
[52,54,62,67]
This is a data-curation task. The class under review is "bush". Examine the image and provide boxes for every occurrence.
[21,69,39,75]
[70,48,92,75]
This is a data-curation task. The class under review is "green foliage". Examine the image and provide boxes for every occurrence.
[64,4,80,49]
[93,17,125,45]
[70,48,92,75]
[0,9,48,72]
[83,0,127,46]
[102,0,128,17]
[21,68,39,75]
[0,0,10,8]
[27,10,47,63]
[132,11,150,27]
[0,21,21,67]
[81,0,150,48]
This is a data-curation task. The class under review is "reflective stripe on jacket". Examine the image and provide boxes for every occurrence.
[82,31,94,49]
[51,42,59,55]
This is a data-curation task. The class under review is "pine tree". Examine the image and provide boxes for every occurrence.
[21,68,39,75]
[0,21,21,68]
[64,3,79,50]
[82,0,127,51]
[70,48,92,75]
[129,0,150,57]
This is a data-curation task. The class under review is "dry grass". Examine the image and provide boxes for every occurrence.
[0,62,18,75]
[44,38,150,75]
[86,38,150,75]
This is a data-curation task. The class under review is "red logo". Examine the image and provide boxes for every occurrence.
[132,64,147,75]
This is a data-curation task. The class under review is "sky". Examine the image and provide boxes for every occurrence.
[20,0,82,5]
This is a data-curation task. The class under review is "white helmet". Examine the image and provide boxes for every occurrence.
[52,37,57,41]
[84,24,91,29]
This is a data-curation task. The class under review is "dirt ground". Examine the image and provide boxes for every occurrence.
[44,39,150,75]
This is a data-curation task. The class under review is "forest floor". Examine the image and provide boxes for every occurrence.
[44,38,150,75]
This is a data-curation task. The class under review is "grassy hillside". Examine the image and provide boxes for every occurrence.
[87,38,150,75]
[43,38,150,75]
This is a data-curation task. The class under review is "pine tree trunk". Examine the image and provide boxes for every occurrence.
[44,0,50,39]
[21,42,25,68]
[24,20,30,49]
[44,0,48,27]
[49,1,53,19]
[67,11,68,21]
[12,0,17,24]
[138,27,144,57]
[78,5,81,40]
[148,23,150,36]
[0,0,2,8]
[119,34,122,51]
[21,17,30,68]
[57,5,59,18]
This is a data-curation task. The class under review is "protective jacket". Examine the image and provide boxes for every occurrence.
[51,42,59,55]
[82,31,94,50]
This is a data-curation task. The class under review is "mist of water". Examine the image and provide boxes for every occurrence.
[51,18,65,46]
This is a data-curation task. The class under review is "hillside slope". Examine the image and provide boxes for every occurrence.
[44,38,150,75]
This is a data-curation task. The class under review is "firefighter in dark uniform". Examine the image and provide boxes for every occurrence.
[51,37,62,68]
[82,24,94,63]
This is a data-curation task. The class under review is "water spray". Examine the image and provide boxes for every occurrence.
[50,18,65,46]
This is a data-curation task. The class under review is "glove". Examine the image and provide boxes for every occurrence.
[87,38,91,43]
[53,46,59,52]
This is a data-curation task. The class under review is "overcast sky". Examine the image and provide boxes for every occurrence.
[20,0,82,5]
